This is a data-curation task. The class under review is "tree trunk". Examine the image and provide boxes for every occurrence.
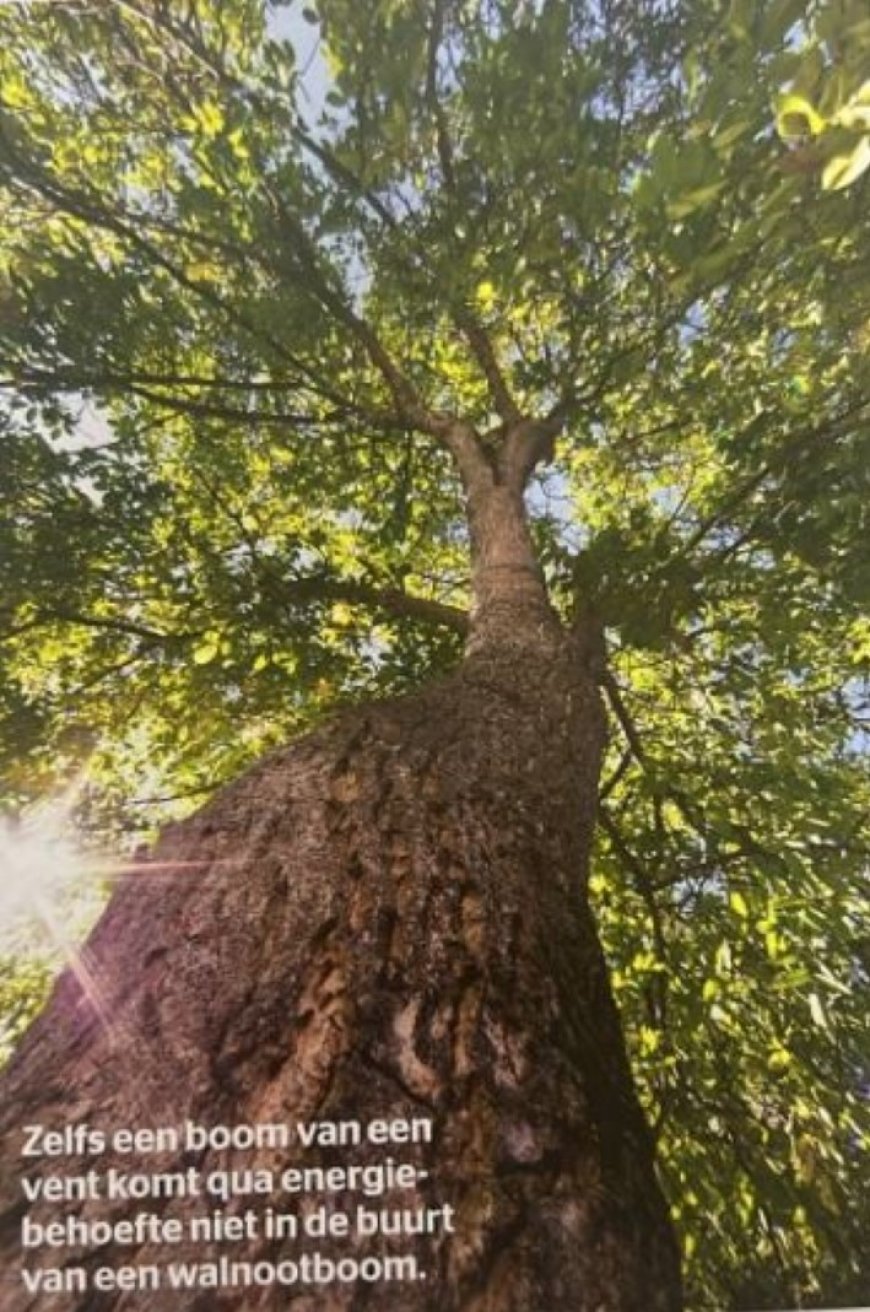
[0,635,681,1311]
[1,446,682,1309]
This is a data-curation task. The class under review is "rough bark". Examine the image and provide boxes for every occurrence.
[0,436,683,1310]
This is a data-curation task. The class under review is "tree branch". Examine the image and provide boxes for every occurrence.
[3,367,409,434]
[8,609,191,646]
[425,0,457,195]
[681,399,870,558]
[0,137,401,428]
[270,574,469,635]
[600,670,647,766]
[599,747,634,802]
[185,464,470,639]
[455,308,522,426]
[598,808,669,1025]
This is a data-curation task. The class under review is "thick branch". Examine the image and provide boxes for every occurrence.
[439,417,495,493]
[271,574,469,636]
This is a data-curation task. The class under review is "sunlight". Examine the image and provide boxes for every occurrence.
[0,783,115,1033]
[0,793,84,931]
[1,786,218,946]
[0,786,215,1040]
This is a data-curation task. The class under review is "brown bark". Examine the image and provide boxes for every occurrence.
[0,425,682,1310]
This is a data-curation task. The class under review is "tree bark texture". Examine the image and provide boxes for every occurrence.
[0,636,682,1311]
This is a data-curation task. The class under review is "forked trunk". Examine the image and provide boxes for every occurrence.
[0,475,682,1310]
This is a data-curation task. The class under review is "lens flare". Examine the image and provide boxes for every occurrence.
[1,783,214,1043]
[0,794,84,933]
[0,781,114,1032]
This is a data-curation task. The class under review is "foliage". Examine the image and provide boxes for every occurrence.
[0,953,53,1065]
[0,1,868,1307]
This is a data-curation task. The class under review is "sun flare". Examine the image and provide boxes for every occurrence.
[0,784,120,1034]
[0,792,88,926]
[0,784,213,1042]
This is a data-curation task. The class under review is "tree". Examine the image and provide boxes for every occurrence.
[0,1,868,1308]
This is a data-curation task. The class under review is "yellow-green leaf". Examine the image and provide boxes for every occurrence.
[329,603,354,627]
[666,181,727,218]
[729,889,749,918]
[821,137,870,191]
[194,100,225,138]
[775,93,825,140]
[192,637,221,665]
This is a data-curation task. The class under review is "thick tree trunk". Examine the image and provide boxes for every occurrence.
[0,636,681,1311]
[1,443,682,1309]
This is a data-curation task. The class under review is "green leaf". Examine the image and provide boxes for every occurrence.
[808,992,830,1031]
[727,0,757,42]
[713,119,752,150]
[821,136,870,190]
[666,181,727,218]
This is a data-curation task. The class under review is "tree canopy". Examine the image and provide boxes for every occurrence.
[0,1,868,1307]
